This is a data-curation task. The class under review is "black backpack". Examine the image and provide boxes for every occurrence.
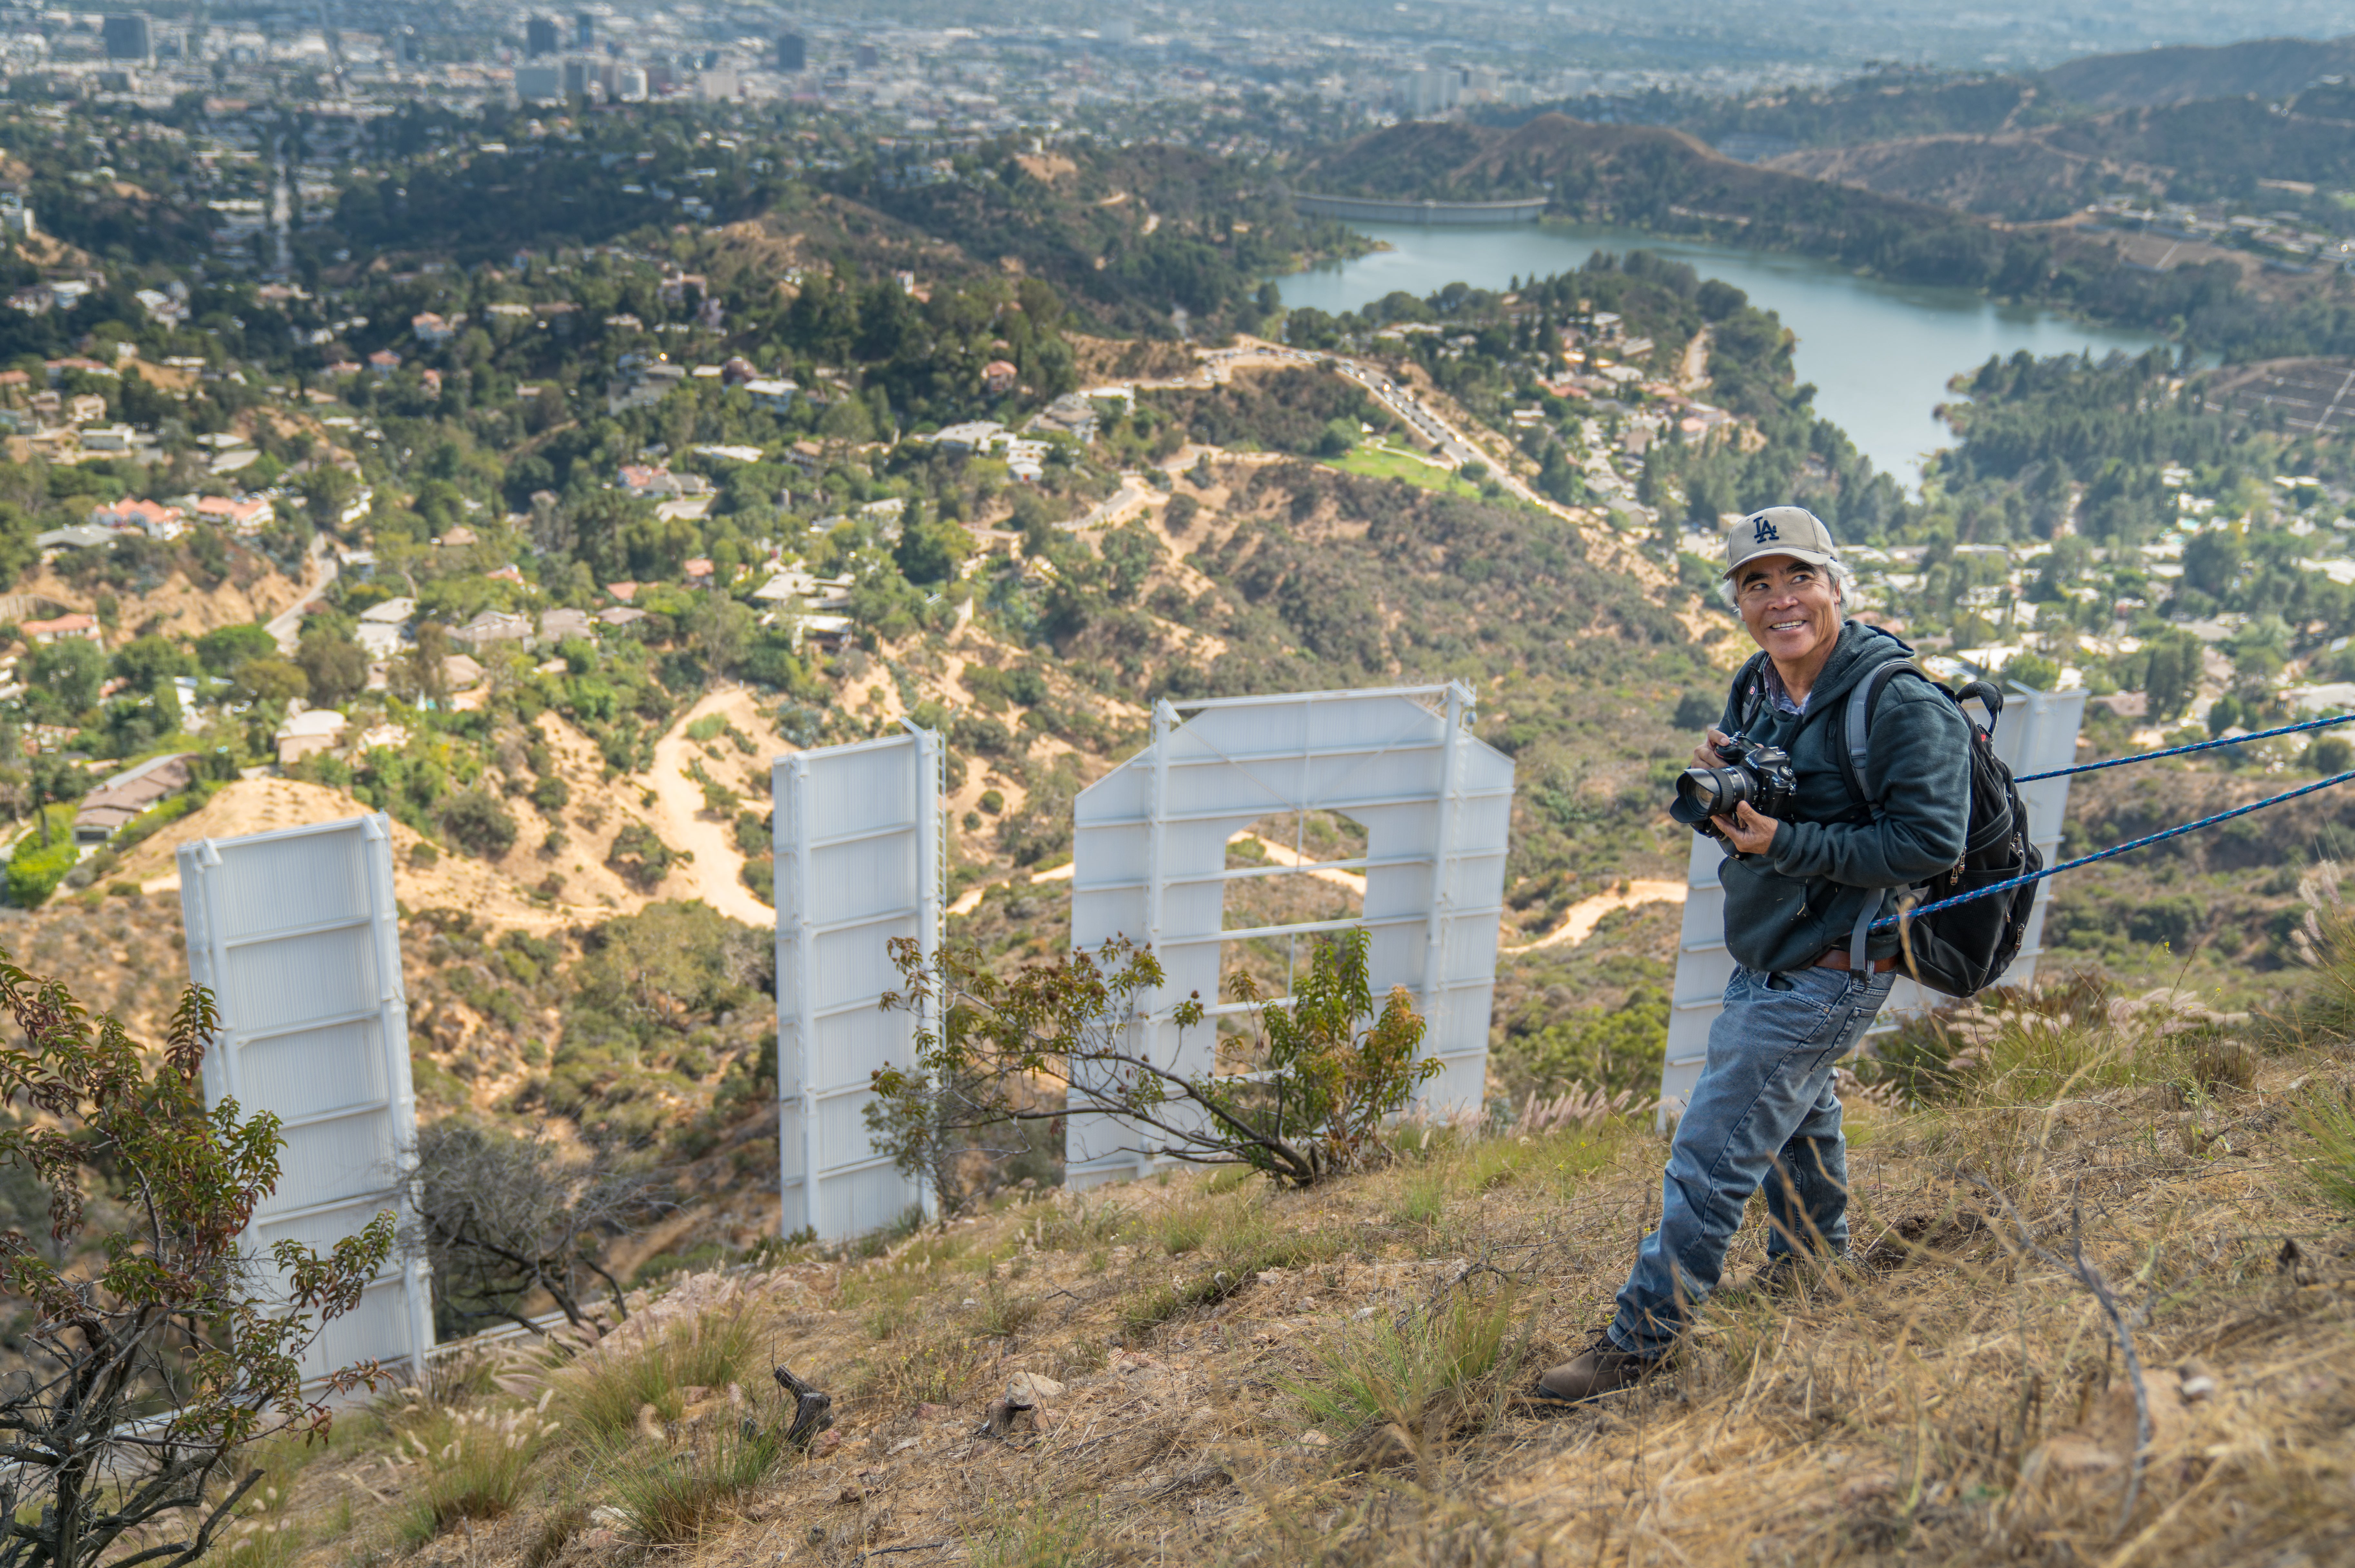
[1834,664,2041,997]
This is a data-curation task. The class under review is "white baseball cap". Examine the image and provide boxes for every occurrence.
[1723,506,1838,578]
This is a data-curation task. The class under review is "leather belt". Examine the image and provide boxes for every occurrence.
[1814,948,1899,974]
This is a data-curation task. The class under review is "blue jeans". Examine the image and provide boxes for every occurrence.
[1608,961,1895,1358]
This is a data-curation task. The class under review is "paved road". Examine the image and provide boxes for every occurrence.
[265,532,338,652]
[1063,474,1153,532]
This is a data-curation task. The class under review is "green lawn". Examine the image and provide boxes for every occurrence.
[1323,444,1480,497]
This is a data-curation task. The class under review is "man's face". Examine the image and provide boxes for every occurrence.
[1733,554,1841,665]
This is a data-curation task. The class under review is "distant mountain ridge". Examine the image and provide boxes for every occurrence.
[2041,33,2355,108]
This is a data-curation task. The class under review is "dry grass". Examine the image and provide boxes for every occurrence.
[247,973,2355,1568]
[555,1303,762,1441]
[596,1419,783,1545]
[393,1396,560,1544]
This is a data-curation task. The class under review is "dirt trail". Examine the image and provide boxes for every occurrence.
[637,686,788,927]
[1506,877,1687,952]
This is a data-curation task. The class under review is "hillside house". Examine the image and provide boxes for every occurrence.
[745,377,798,413]
[352,722,410,752]
[606,362,685,414]
[23,613,99,645]
[452,609,533,650]
[367,350,402,376]
[440,652,485,690]
[982,359,1018,396]
[619,464,712,501]
[595,606,647,628]
[412,313,456,345]
[274,707,348,765]
[74,752,194,843]
[90,498,184,540]
[1028,393,1098,443]
[195,494,273,534]
[782,441,825,477]
[935,421,1007,454]
[539,607,594,642]
[754,569,853,609]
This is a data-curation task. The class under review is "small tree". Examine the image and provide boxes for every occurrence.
[0,953,394,1568]
[407,1122,668,1336]
[868,930,1434,1207]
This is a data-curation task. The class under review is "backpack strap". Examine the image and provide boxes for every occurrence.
[1835,661,1911,815]
[1838,660,1920,969]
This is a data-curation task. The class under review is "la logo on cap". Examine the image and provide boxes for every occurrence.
[1751,514,1779,543]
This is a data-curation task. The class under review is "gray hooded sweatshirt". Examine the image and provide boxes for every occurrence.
[1707,621,1974,974]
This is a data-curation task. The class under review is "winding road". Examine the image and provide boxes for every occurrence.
[264,533,338,652]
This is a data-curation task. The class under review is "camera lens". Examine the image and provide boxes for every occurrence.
[1677,765,1749,818]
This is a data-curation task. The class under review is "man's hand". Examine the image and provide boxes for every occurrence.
[1690,726,1731,771]
[1712,802,1780,855]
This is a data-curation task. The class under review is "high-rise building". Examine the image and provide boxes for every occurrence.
[1396,67,1461,117]
[562,58,594,96]
[525,15,560,58]
[101,13,152,62]
[515,63,562,102]
[853,42,878,70]
[574,11,594,48]
[776,31,805,72]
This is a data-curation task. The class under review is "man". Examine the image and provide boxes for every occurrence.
[1536,505,1973,1404]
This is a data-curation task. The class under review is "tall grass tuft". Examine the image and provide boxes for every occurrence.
[598,1422,781,1545]
[1291,1286,1516,1435]
[396,1397,562,1544]
[2293,1085,2355,1215]
[558,1308,761,1442]
[1118,1195,1342,1338]
[967,1502,1102,1568]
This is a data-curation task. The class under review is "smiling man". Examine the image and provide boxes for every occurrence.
[1536,505,1973,1404]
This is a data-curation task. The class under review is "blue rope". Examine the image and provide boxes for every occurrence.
[1867,765,2355,934]
[2014,711,2355,783]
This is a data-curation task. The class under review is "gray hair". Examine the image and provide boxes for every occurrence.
[1716,556,1855,609]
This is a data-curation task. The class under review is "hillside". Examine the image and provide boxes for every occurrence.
[1764,90,2355,221]
[176,969,2355,1567]
[1291,114,2077,292]
[2042,33,2355,108]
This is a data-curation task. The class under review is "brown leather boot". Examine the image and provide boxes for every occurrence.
[1533,1339,1663,1404]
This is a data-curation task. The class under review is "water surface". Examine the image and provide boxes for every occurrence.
[1279,222,2173,489]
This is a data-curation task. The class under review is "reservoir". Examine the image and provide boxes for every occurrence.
[1277,222,2173,489]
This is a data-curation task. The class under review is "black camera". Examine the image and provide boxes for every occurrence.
[1673,734,1798,839]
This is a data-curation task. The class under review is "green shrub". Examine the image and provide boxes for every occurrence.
[1494,986,1668,1100]
[6,839,78,908]
[442,790,519,859]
